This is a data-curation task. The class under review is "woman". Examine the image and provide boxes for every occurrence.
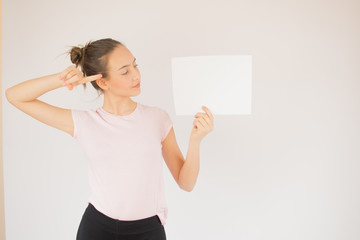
[5,38,214,240]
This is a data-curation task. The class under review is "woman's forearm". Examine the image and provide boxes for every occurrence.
[179,137,201,192]
[5,72,64,103]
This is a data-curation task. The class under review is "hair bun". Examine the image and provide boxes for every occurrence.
[69,46,84,67]
[64,38,122,95]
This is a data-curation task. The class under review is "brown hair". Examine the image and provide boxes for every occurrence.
[66,38,124,96]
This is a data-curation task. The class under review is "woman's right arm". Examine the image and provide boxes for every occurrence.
[5,71,76,136]
[5,66,102,137]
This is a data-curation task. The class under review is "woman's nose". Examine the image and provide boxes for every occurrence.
[133,70,140,81]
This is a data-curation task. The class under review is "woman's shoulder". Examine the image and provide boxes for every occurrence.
[71,107,98,113]
[140,103,168,115]
[71,107,99,120]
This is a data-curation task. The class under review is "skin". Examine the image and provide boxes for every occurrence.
[6,45,212,193]
[61,45,215,191]
[96,45,141,115]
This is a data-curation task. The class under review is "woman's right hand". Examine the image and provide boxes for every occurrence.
[59,65,102,91]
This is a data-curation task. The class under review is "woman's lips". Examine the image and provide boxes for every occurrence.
[133,83,140,88]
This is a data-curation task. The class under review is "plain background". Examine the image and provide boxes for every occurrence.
[2,0,360,239]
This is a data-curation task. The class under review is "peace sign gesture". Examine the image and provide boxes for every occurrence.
[59,65,102,90]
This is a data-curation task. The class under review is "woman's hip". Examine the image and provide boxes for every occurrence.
[76,203,166,240]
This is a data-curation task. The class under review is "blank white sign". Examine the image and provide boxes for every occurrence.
[171,55,252,115]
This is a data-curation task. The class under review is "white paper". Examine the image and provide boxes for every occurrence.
[171,55,252,115]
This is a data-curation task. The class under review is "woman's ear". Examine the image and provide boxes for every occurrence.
[96,77,109,91]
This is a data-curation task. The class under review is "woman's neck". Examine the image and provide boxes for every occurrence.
[102,98,137,116]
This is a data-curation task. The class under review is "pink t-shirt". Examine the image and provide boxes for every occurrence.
[71,102,173,226]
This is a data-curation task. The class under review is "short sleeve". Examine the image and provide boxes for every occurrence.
[160,109,173,143]
[71,109,81,139]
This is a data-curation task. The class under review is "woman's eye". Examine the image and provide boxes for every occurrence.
[122,65,138,75]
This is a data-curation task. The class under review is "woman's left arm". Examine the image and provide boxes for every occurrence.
[178,106,214,191]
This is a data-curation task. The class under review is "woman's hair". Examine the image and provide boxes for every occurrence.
[66,38,124,96]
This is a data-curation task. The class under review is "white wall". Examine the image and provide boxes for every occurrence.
[3,0,360,239]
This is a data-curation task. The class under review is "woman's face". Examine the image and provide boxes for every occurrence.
[101,45,141,96]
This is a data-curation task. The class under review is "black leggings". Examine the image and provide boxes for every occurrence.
[76,203,167,240]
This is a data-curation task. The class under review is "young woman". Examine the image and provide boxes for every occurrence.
[5,38,214,240]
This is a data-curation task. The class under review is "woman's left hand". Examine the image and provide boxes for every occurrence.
[190,106,214,142]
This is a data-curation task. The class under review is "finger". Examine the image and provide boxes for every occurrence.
[195,111,209,119]
[59,66,73,79]
[199,115,212,127]
[202,106,214,120]
[196,113,214,129]
[65,70,79,81]
[194,119,201,129]
[195,112,208,118]
[195,113,213,125]
[195,118,206,129]
[76,74,102,86]
[60,69,71,81]
[60,65,76,80]
[195,113,210,121]
[64,82,72,90]
[83,74,103,83]
[64,73,81,86]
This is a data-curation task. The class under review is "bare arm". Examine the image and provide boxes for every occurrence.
[6,72,64,102]
[5,66,102,137]
[5,72,76,136]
